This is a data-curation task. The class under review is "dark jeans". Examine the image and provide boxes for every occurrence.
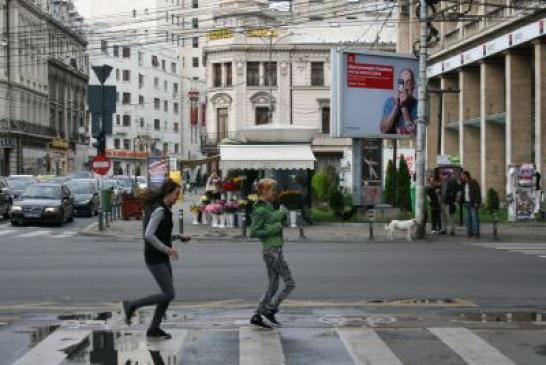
[464,203,480,236]
[430,208,441,231]
[256,247,296,315]
[129,261,175,330]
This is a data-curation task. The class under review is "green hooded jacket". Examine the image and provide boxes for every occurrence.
[249,200,286,251]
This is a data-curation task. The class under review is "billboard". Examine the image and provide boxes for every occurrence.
[148,157,169,189]
[331,49,419,138]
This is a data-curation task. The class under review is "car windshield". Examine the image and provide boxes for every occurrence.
[67,182,92,194]
[69,172,92,179]
[137,177,146,184]
[102,180,119,190]
[7,179,33,190]
[23,186,62,199]
[114,178,133,188]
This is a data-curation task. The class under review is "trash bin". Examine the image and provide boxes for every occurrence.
[102,189,112,213]
[120,193,143,220]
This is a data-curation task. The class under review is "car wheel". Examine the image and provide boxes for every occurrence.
[3,212,9,220]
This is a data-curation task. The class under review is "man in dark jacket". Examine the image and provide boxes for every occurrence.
[426,176,442,233]
[461,170,482,239]
[440,171,460,236]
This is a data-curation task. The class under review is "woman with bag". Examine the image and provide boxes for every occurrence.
[249,178,296,329]
[120,179,190,340]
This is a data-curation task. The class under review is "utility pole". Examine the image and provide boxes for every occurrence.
[415,0,428,239]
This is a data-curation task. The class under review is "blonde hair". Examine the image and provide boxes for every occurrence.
[257,178,277,195]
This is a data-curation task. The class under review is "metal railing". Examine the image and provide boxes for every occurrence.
[200,132,238,151]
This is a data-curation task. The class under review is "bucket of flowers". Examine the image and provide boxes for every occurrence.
[224,200,240,228]
[190,204,201,225]
[205,203,224,228]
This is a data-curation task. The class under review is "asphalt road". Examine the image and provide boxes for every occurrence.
[0,225,545,308]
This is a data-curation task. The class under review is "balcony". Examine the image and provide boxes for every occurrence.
[201,132,238,154]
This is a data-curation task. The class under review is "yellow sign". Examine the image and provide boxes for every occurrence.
[208,28,233,41]
[246,29,277,38]
[50,138,69,150]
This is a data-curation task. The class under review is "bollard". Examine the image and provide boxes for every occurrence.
[178,209,184,235]
[105,210,110,227]
[368,209,375,240]
[111,204,117,221]
[242,213,247,237]
[493,211,499,240]
[98,209,104,231]
[297,211,306,239]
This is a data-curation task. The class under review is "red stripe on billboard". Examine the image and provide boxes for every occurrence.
[347,54,394,90]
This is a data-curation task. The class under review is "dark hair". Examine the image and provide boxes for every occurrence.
[141,178,181,208]
[462,170,471,178]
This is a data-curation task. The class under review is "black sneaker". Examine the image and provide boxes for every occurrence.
[250,314,272,329]
[263,312,280,326]
[120,301,134,325]
[146,328,172,340]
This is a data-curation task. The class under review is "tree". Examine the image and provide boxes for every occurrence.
[311,169,330,202]
[396,155,412,211]
[384,160,395,206]
[486,188,500,213]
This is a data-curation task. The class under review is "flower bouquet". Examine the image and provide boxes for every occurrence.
[205,203,224,227]
[224,200,240,213]
[190,204,201,224]
[247,194,259,203]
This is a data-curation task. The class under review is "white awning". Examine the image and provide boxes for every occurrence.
[219,144,316,170]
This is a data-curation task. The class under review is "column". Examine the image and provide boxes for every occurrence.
[481,61,506,197]
[506,51,533,166]
[426,79,440,169]
[459,68,481,180]
[535,41,546,185]
[441,76,459,156]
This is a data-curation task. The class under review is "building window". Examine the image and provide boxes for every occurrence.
[140,118,145,128]
[122,93,131,105]
[164,80,168,91]
[192,57,199,68]
[174,102,179,114]
[192,18,198,29]
[255,107,270,125]
[192,0,198,8]
[154,77,159,89]
[116,115,121,126]
[123,115,131,127]
[217,108,228,138]
[123,139,130,150]
[116,69,120,81]
[173,83,179,95]
[174,123,179,132]
[122,70,130,81]
[192,37,199,48]
[321,106,330,134]
[154,98,160,110]
[138,74,144,88]
[162,60,166,71]
[114,138,120,149]
[163,143,169,154]
[264,62,277,87]
[213,63,222,87]
[247,62,260,86]
[311,62,325,86]
[164,101,169,112]
[225,63,232,86]
[171,62,177,73]
[154,119,160,130]
[139,95,144,105]
[122,47,131,58]
[175,143,180,153]
[101,40,108,54]
[138,51,143,66]
[113,45,119,57]
[152,55,159,67]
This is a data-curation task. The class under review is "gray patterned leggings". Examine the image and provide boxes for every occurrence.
[256,247,296,315]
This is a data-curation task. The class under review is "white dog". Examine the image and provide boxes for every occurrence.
[385,219,417,241]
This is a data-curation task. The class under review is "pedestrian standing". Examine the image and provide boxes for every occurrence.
[249,178,296,329]
[440,171,460,236]
[461,171,482,239]
[426,176,442,233]
[120,179,190,340]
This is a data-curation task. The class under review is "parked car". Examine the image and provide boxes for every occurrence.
[0,178,12,219]
[6,176,38,201]
[68,171,94,180]
[66,179,99,217]
[112,175,136,194]
[136,176,148,190]
[10,183,74,226]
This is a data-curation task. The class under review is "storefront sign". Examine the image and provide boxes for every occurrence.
[50,138,69,150]
[208,28,233,40]
[246,29,277,37]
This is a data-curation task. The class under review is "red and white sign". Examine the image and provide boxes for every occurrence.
[347,53,394,89]
[91,155,112,176]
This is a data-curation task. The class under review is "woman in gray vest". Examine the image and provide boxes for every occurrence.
[120,179,190,340]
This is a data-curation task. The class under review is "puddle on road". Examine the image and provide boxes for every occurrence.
[60,330,180,365]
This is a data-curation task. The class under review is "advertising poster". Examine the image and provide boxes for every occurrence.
[382,148,416,187]
[331,49,419,138]
[148,157,169,189]
[362,139,382,206]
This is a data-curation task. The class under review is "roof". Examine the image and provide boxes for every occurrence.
[219,144,316,170]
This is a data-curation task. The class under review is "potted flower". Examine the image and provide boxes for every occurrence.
[222,180,239,200]
[277,190,303,228]
[190,204,201,225]
[224,200,240,228]
[205,203,224,227]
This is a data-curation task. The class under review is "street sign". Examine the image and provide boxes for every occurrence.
[88,85,116,115]
[91,155,112,175]
[92,65,113,85]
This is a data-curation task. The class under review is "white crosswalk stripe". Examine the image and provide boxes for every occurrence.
[240,327,285,365]
[429,327,516,365]
[0,229,18,236]
[17,230,52,238]
[11,326,525,365]
[49,231,77,238]
[0,227,78,239]
[337,327,403,365]
[470,242,546,259]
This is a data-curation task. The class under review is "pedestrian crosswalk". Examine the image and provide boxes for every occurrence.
[11,324,537,365]
[0,222,78,240]
[470,242,546,260]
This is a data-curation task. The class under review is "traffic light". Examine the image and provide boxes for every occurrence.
[93,133,106,156]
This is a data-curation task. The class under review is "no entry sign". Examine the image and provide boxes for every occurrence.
[91,155,112,175]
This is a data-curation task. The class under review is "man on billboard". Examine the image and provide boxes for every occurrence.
[380,68,417,135]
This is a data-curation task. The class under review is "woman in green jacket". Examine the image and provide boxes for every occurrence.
[249,178,296,329]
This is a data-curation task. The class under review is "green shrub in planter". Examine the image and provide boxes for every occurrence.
[311,170,330,202]
[328,188,345,217]
[486,188,500,213]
